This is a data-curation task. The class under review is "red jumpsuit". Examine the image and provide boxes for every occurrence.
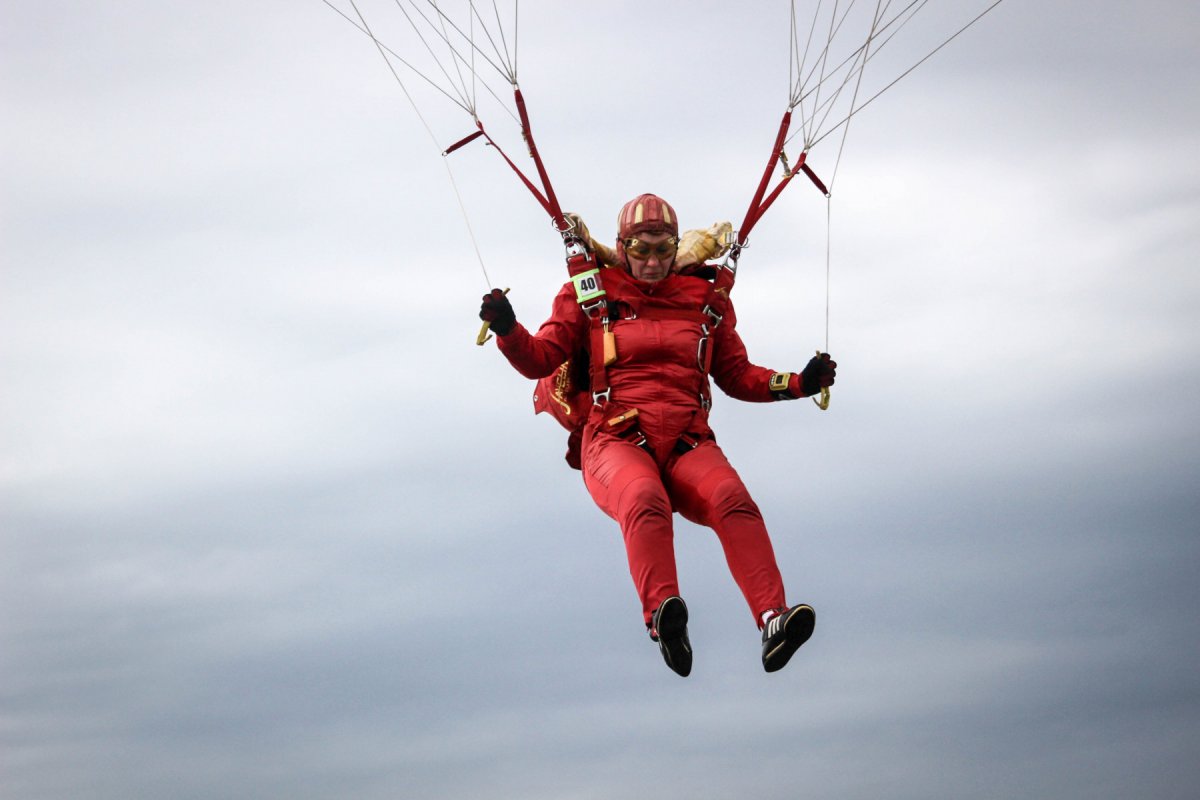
[497,266,793,627]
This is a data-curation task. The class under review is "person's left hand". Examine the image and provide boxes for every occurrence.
[800,352,837,397]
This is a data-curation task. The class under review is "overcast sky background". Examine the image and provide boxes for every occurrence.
[3,2,1198,798]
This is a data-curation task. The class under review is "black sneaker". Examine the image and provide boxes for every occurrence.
[649,596,692,677]
[761,604,815,673]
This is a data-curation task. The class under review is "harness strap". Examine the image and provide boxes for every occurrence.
[513,89,568,233]
[583,301,611,403]
[628,306,710,324]
[579,270,731,413]
[739,110,793,242]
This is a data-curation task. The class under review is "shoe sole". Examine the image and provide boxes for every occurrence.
[656,597,693,677]
[763,605,815,673]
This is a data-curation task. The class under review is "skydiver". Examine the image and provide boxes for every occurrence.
[479,194,836,676]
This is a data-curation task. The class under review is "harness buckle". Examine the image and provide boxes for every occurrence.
[674,432,701,455]
[579,297,606,318]
[592,387,611,405]
[702,304,723,328]
[564,237,587,258]
[722,241,743,271]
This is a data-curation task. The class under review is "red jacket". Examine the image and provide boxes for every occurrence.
[498,267,797,464]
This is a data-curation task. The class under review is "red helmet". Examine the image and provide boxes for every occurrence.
[617,193,679,239]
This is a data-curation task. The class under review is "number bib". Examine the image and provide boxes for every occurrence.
[571,268,605,303]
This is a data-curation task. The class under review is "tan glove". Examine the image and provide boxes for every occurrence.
[675,221,734,268]
[564,211,621,267]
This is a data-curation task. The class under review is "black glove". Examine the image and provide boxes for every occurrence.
[801,352,837,397]
[478,288,516,336]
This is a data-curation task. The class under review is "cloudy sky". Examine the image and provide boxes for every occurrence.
[3,1,1198,798]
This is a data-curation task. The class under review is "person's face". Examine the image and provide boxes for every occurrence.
[624,230,678,283]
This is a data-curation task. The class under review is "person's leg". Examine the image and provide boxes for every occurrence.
[665,441,786,623]
[583,437,678,625]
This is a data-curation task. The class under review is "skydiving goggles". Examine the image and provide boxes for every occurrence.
[622,236,679,261]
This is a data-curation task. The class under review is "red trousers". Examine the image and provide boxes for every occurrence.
[582,433,786,627]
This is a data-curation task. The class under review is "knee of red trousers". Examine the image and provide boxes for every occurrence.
[614,473,671,525]
[584,435,660,516]
[706,475,764,523]
[615,473,679,622]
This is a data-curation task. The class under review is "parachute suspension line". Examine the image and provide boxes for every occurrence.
[323,0,475,116]
[434,1,475,114]
[347,0,493,288]
[463,1,505,80]
[468,1,477,115]
[422,0,475,114]
[394,0,477,112]
[790,0,900,150]
[824,195,832,353]
[814,194,831,411]
[789,0,826,106]
[788,0,820,114]
[810,0,887,411]
[807,11,879,149]
[401,0,513,85]
[795,0,864,145]
[788,2,795,104]
[796,0,924,106]
[512,0,519,83]
[828,0,884,188]
[450,0,515,83]
[805,0,842,147]
[785,0,936,148]
[485,0,516,83]
[324,0,518,123]
[806,0,1009,151]
[380,0,520,126]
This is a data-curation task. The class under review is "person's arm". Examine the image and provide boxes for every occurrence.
[481,283,587,380]
[709,301,836,401]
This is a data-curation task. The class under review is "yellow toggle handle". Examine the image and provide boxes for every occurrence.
[813,349,831,411]
[476,288,511,346]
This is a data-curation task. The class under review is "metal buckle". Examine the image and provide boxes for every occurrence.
[580,298,606,318]
[700,393,712,411]
[621,430,651,453]
[702,304,723,328]
[722,242,743,272]
[592,388,611,405]
[564,237,587,258]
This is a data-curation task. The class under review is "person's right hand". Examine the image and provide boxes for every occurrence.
[479,289,516,336]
